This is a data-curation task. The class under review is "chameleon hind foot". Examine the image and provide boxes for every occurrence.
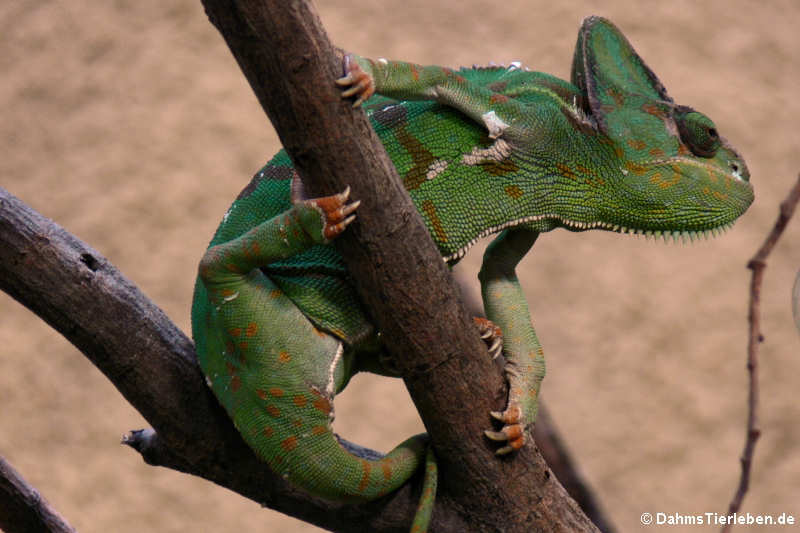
[474,317,528,454]
[336,53,375,107]
[485,400,526,455]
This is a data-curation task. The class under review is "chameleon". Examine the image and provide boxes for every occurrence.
[191,16,753,531]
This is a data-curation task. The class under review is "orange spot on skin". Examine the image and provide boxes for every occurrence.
[358,460,372,492]
[642,102,668,119]
[279,350,291,363]
[504,185,524,199]
[221,289,236,298]
[238,341,248,351]
[410,64,420,81]
[649,148,665,157]
[293,395,308,408]
[270,289,282,299]
[576,164,605,186]
[627,139,647,150]
[269,388,284,398]
[649,171,680,189]
[490,93,509,104]
[556,162,576,180]
[313,396,332,416]
[624,161,648,176]
[256,389,268,400]
[607,87,625,106]
[292,419,303,428]
[266,405,281,418]
[228,327,242,338]
[230,375,241,392]
[281,436,298,451]
[245,322,258,337]
[421,200,447,243]
[263,427,274,438]
[381,459,392,481]
[311,425,328,436]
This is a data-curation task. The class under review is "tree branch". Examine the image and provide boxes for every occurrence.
[721,174,800,531]
[0,454,76,533]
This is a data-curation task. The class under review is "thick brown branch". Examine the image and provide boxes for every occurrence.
[721,174,800,531]
[0,455,76,533]
[200,0,596,531]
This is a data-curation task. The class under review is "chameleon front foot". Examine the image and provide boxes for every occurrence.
[295,185,361,242]
[336,53,375,107]
[474,317,503,359]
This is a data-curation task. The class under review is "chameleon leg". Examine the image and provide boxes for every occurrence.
[338,53,525,139]
[196,189,434,530]
[478,228,545,455]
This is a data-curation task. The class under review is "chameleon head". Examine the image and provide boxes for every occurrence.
[554,16,753,238]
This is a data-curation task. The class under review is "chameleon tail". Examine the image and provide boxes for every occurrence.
[195,274,435,529]
[411,446,438,533]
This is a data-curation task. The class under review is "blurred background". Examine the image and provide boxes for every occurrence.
[1,1,798,531]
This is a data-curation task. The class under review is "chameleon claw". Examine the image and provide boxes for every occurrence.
[490,410,505,421]
[484,430,507,441]
[336,185,351,202]
[488,338,502,359]
[473,317,504,359]
[485,424,525,455]
[323,216,356,240]
[494,445,515,456]
[339,199,361,218]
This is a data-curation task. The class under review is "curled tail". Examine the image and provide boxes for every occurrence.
[194,275,436,530]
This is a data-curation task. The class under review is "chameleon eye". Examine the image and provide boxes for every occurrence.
[676,109,721,157]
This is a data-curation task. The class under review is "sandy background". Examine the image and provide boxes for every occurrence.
[2,1,798,531]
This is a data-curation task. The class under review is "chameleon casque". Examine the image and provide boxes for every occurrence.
[192,16,753,531]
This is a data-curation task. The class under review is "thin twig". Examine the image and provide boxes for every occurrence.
[721,174,800,532]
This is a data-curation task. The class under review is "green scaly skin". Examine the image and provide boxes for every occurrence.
[191,16,753,531]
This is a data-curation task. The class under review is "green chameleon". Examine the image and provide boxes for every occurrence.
[192,16,753,531]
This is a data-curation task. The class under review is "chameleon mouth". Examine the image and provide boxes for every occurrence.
[443,214,736,263]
